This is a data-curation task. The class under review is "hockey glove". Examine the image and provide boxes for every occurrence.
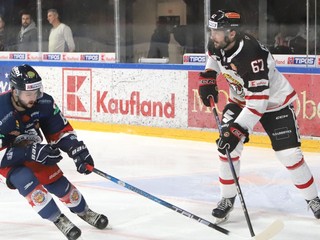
[216,123,249,154]
[14,134,42,147]
[26,143,63,165]
[68,141,94,175]
[198,71,218,106]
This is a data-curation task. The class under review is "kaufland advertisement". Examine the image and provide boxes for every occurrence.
[0,54,319,137]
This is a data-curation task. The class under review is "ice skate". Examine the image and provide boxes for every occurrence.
[307,197,320,219]
[212,196,236,224]
[78,208,109,229]
[54,214,81,240]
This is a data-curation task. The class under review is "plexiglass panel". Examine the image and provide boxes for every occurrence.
[0,0,318,63]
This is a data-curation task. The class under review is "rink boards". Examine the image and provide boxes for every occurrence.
[0,61,319,152]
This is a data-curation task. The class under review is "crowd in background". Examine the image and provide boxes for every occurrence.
[0,0,318,58]
[0,8,75,52]
[269,23,320,54]
[0,0,114,53]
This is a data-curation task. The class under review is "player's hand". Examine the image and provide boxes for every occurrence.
[13,134,42,147]
[216,123,249,154]
[198,71,218,106]
[68,141,94,174]
[26,143,62,165]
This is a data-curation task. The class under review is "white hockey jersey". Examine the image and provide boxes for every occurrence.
[205,33,297,133]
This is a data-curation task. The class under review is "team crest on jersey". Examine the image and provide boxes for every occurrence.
[223,72,244,97]
[230,83,244,97]
[70,189,80,203]
[31,189,47,205]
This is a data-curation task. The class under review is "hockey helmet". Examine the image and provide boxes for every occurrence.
[10,64,43,98]
[208,10,241,30]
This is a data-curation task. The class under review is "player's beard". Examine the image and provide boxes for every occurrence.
[213,36,231,50]
[16,97,36,109]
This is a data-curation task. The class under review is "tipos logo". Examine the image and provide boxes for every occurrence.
[62,68,92,120]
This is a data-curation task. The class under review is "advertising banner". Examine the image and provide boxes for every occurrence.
[188,71,320,136]
[183,53,320,68]
[36,67,189,129]
[0,52,116,63]
[0,62,318,137]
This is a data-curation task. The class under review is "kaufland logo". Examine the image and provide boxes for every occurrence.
[43,54,61,60]
[287,57,315,65]
[9,53,26,60]
[183,55,206,63]
[96,91,175,118]
[62,68,92,120]
[80,54,99,61]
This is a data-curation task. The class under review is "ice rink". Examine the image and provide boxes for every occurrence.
[0,130,319,240]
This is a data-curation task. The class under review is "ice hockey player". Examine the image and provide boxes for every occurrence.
[0,64,108,239]
[198,9,320,223]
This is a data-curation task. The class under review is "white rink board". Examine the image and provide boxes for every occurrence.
[36,66,189,128]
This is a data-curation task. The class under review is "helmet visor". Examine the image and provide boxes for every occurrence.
[16,83,43,99]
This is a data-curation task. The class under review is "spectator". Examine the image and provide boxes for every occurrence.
[47,9,75,52]
[0,15,8,51]
[270,25,292,54]
[17,10,38,52]
[288,24,315,54]
[147,17,170,58]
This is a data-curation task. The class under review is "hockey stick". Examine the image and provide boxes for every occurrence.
[210,97,284,240]
[209,98,284,238]
[86,165,283,239]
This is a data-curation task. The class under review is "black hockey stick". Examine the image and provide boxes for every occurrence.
[209,97,256,236]
[86,165,230,235]
[86,165,283,239]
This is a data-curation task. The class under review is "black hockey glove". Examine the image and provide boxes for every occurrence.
[26,143,63,165]
[216,123,249,154]
[68,141,94,175]
[198,71,218,106]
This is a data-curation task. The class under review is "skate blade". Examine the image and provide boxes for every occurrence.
[214,214,230,225]
[106,225,113,230]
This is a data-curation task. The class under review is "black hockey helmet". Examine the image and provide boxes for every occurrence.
[208,10,241,30]
[10,64,43,98]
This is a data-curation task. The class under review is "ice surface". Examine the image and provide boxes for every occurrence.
[0,130,319,239]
